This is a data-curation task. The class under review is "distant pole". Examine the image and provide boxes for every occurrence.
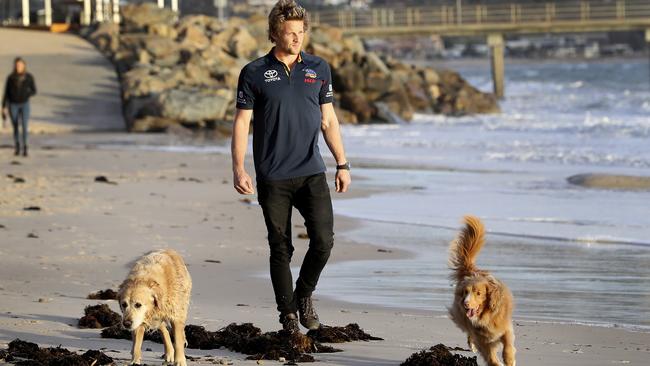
[456,0,462,24]
[83,0,91,25]
[112,0,120,23]
[158,0,165,8]
[215,0,227,21]
[646,29,650,87]
[21,0,29,26]
[488,33,505,99]
[45,0,52,26]
[96,0,104,22]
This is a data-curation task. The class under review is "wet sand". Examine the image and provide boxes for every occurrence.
[1,139,649,365]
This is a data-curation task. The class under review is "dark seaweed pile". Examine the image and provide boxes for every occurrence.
[78,304,121,329]
[86,289,118,300]
[401,344,478,366]
[102,322,384,362]
[0,339,113,366]
[307,323,383,343]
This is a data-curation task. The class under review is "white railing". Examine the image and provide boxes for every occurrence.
[312,0,650,31]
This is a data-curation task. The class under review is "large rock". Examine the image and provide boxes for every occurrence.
[177,14,222,35]
[131,116,179,132]
[340,92,374,123]
[435,70,499,115]
[567,174,650,191]
[228,28,258,59]
[179,23,211,51]
[156,88,233,123]
[147,23,178,39]
[334,106,358,125]
[121,3,177,32]
[122,65,184,99]
[377,86,415,121]
[123,96,159,130]
[306,42,341,69]
[332,62,365,92]
[88,22,120,56]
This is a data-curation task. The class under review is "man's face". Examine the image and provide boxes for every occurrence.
[275,20,305,56]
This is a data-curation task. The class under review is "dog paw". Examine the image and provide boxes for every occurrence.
[470,343,477,353]
[174,357,187,366]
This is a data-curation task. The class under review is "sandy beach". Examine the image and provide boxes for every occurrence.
[1,26,649,366]
[0,138,649,366]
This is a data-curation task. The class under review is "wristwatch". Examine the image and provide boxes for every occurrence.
[336,162,350,170]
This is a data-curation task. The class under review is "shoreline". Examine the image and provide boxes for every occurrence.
[1,135,650,365]
[321,212,650,334]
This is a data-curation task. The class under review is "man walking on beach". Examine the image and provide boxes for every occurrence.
[231,0,351,333]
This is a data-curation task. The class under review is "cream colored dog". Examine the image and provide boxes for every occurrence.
[118,249,192,366]
[448,216,516,366]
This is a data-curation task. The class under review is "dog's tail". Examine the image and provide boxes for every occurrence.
[449,215,486,282]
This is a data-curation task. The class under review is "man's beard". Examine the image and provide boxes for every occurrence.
[281,42,300,55]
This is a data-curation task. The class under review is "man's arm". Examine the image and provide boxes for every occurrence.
[320,102,351,193]
[231,108,255,195]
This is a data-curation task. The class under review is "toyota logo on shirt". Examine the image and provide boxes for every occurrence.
[264,69,280,83]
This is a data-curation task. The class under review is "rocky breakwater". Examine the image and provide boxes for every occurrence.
[83,3,499,132]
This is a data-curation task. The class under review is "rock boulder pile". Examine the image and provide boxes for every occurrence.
[83,3,499,132]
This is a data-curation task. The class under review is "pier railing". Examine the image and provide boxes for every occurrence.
[312,0,650,36]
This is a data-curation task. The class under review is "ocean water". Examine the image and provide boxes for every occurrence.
[317,58,650,331]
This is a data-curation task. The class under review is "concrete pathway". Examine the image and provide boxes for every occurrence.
[0,27,123,133]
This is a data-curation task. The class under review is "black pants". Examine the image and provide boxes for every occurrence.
[257,173,334,315]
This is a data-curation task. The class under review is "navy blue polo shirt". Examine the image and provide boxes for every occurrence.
[236,49,334,181]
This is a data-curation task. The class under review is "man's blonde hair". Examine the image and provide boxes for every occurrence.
[268,0,309,43]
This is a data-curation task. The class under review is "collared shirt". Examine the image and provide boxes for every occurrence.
[236,49,334,181]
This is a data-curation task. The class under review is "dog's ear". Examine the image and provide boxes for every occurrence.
[147,280,164,309]
[487,278,503,312]
[117,279,131,303]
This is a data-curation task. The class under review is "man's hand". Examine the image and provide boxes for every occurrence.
[335,169,351,193]
[233,169,255,195]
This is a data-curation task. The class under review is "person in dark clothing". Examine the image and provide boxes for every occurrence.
[2,57,36,157]
[231,0,351,333]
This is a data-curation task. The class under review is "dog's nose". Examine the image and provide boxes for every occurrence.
[123,320,132,328]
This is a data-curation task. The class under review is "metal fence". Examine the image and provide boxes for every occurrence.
[312,0,650,32]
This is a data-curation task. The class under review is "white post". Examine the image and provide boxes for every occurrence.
[171,0,178,12]
[83,0,91,25]
[45,0,52,26]
[158,0,165,8]
[112,0,120,23]
[215,0,227,21]
[96,0,104,22]
[21,0,29,26]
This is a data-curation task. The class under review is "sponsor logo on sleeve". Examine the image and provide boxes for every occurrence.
[237,90,247,104]
[264,69,281,83]
[325,83,334,98]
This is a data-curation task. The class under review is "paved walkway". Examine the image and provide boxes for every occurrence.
[0,27,123,133]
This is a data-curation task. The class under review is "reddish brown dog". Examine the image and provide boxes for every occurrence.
[449,216,516,366]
